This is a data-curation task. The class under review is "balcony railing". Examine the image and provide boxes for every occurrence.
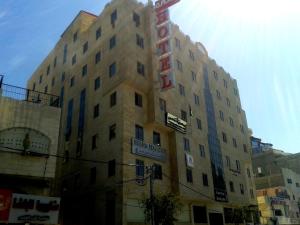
[0,83,60,108]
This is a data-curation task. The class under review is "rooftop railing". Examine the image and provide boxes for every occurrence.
[0,82,60,108]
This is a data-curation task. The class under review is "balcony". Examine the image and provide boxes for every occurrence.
[0,77,59,108]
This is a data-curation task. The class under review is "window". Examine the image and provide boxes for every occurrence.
[216,90,221,99]
[32,82,36,91]
[51,77,55,87]
[243,144,248,153]
[236,160,241,171]
[179,84,185,96]
[287,178,293,184]
[229,181,235,192]
[109,124,116,140]
[133,12,140,27]
[222,132,227,143]
[110,92,117,107]
[219,110,224,121]
[53,57,57,68]
[240,184,244,195]
[73,31,78,42]
[136,159,144,177]
[72,54,76,65]
[189,50,195,61]
[183,138,190,151]
[194,94,200,105]
[61,72,65,82]
[191,71,196,81]
[226,98,231,107]
[181,110,187,121]
[137,61,145,75]
[94,104,99,118]
[223,79,228,88]
[196,118,202,130]
[96,27,101,40]
[136,34,144,48]
[237,105,241,113]
[135,125,144,141]
[70,76,75,87]
[193,206,207,223]
[47,65,50,75]
[135,92,143,107]
[153,164,162,180]
[202,173,208,186]
[95,51,101,64]
[153,132,161,145]
[109,62,116,77]
[186,168,193,183]
[90,167,96,185]
[250,189,254,199]
[159,98,166,112]
[108,160,116,177]
[39,75,43,84]
[240,125,245,133]
[234,88,239,96]
[83,41,88,54]
[232,138,237,148]
[176,60,183,71]
[226,156,231,168]
[296,183,300,188]
[110,35,116,49]
[229,117,234,127]
[247,168,251,178]
[213,71,218,80]
[199,145,205,157]
[92,134,98,150]
[94,77,100,90]
[175,38,181,49]
[111,10,117,26]
[82,64,88,76]
[65,99,74,141]
[63,44,68,64]
[44,85,48,93]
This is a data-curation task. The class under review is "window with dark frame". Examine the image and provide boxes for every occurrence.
[82,64,88,76]
[202,173,208,186]
[94,104,99,118]
[153,164,162,180]
[193,206,207,223]
[153,132,161,146]
[135,92,143,107]
[183,138,190,151]
[136,159,144,177]
[136,34,144,48]
[159,98,166,112]
[72,54,76,65]
[236,160,241,171]
[177,60,183,71]
[133,12,140,27]
[196,118,202,130]
[186,168,193,183]
[230,181,235,192]
[199,145,205,157]
[216,90,221,99]
[73,31,78,42]
[135,125,144,141]
[96,27,101,40]
[111,10,117,26]
[92,134,98,150]
[240,183,244,195]
[109,62,116,77]
[47,65,50,75]
[137,61,145,75]
[110,92,117,107]
[191,71,196,81]
[110,35,116,49]
[70,76,75,87]
[95,51,101,64]
[108,159,116,177]
[219,110,224,121]
[189,50,195,61]
[194,94,200,105]
[226,156,231,168]
[175,38,181,49]
[109,124,116,141]
[83,41,88,54]
[232,138,237,148]
[229,117,234,127]
[222,132,227,143]
[243,144,248,153]
[179,84,185,96]
[94,77,100,90]
[181,110,187,121]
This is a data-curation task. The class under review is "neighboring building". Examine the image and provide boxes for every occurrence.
[27,0,257,224]
[251,136,273,155]
[252,146,300,224]
[0,76,61,196]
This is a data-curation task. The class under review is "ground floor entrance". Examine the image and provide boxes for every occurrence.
[209,213,224,225]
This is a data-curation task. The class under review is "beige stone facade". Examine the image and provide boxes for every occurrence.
[27,0,257,224]
[0,86,61,196]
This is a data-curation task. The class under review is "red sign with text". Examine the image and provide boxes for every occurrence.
[155,0,180,91]
[0,189,12,223]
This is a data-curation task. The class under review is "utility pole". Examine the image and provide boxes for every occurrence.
[147,165,155,225]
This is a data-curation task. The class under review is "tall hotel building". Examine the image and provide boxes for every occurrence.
[27,0,257,224]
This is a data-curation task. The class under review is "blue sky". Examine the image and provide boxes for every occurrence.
[0,0,299,153]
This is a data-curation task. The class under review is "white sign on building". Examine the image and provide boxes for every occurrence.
[8,193,60,224]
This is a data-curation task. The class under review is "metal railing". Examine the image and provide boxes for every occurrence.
[0,83,60,108]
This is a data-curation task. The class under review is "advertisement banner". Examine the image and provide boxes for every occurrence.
[0,189,12,223]
[8,193,60,224]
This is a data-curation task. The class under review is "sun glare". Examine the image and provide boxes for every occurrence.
[195,0,300,23]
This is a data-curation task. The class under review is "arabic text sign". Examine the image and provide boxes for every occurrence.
[8,194,60,224]
[0,189,12,223]
[166,113,187,133]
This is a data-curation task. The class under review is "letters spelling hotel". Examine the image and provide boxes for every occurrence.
[26,0,257,224]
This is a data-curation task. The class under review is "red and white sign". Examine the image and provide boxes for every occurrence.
[0,189,12,223]
[155,0,180,91]
[8,193,60,224]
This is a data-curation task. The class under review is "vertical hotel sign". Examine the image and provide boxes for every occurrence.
[155,0,180,91]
